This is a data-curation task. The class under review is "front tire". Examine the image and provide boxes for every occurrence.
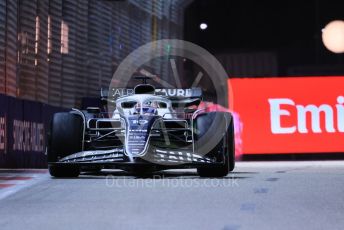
[196,112,235,177]
[47,112,83,177]
[49,165,80,178]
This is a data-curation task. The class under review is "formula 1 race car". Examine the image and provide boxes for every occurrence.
[47,78,235,177]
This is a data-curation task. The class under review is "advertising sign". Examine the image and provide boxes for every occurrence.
[229,76,344,154]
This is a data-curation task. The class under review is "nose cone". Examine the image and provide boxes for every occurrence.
[125,115,159,156]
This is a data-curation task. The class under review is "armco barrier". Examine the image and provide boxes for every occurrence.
[0,94,66,168]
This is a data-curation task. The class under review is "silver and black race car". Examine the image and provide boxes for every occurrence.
[47,79,235,177]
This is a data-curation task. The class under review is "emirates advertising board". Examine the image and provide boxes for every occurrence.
[229,76,344,154]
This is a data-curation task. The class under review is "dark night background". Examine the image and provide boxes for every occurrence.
[184,0,344,76]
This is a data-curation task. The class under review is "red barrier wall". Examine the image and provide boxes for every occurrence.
[229,76,344,154]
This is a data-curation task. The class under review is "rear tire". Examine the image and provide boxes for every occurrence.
[196,112,235,177]
[47,112,83,177]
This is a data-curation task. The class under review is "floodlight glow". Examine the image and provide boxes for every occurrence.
[322,20,344,53]
[200,23,208,30]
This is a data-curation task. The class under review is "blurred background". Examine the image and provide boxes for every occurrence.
[1,0,343,108]
[0,0,344,167]
[1,0,188,108]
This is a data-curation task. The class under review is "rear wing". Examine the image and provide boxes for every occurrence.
[101,88,202,108]
[101,88,202,100]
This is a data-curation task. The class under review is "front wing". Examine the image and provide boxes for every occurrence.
[50,148,224,169]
